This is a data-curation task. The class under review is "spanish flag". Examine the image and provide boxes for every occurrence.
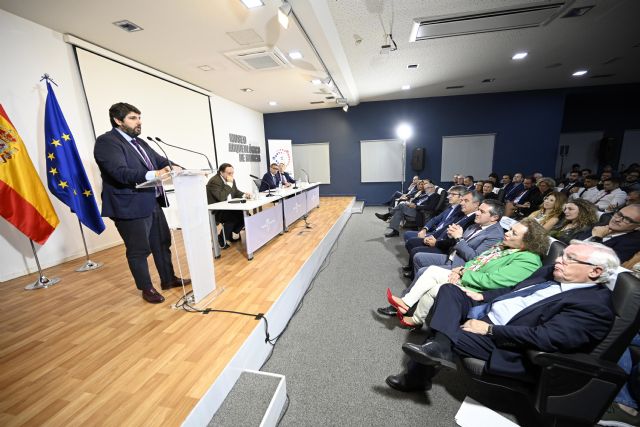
[0,104,59,244]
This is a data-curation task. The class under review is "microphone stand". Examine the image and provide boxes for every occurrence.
[250,174,275,197]
[154,136,214,172]
[146,136,174,172]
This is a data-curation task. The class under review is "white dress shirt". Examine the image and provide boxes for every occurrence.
[570,186,600,203]
[594,187,627,211]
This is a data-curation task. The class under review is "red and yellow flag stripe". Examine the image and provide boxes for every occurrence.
[0,104,59,244]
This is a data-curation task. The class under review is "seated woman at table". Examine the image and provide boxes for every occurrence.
[387,217,548,328]
[206,162,252,246]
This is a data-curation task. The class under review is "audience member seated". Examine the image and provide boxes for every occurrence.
[411,199,505,276]
[536,176,555,199]
[508,176,541,218]
[595,177,628,212]
[277,163,295,187]
[206,163,252,246]
[559,170,581,195]
[474,181,483,193]
[503,172,524,201]
[385,242,619,395]
[549,198,598,244]
[376,181,439,237]
[385,175,419,206]
[388,218,548,328]
[463,175,475,190]
[570,174,600,203]
[598,332,640,427]
[620,169,640,193]
[628,190,640,206]
[579,204,640,264]
[402,188,476,277]
[481,181,498,200]
[487,172,500,188]
[259,163,281,191]
[527,191,567,231]
[581,168,592,180]
[599,170,614,190]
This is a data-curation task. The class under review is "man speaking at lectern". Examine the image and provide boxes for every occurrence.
[94,102,190,304]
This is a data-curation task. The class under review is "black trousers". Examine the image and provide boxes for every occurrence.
[216,210,245,237]
[113,203,175,290]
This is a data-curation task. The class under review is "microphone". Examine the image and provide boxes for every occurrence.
[145,136,174,172]
[250,174,275,197]
[300,168,310,184]
[154,136,214,172]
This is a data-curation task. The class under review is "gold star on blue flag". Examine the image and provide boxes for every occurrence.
[44,80,105,234]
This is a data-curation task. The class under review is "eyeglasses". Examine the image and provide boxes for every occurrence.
[559,253,597,266]
[613,211,640,225]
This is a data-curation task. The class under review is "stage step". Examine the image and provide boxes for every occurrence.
[208,370,287,427]
[351,200,365,214]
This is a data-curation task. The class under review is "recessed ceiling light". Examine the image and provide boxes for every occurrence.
[241,88,254,92]
[198,65,213,71]
[269,101,278,106]
[240,0,264,8]
[113,20,143,32]
[401,85,411,90]
[407,64,419,69]
[288,51,303,60]
[512,52,528,60]
[311,79,321,85]
[572,70,588,77]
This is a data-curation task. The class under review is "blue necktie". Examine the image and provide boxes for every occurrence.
[467,280,558,319]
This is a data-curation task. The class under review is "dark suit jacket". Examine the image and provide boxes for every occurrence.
[259,172,280,191]
[278,171,296,184]
[514,187,543,216]
[414,192,439,212]
[479,266,614,378]
[452,222,504,262]
[94,128,169,219]
[435,214,477,250]
[603,231,640,263]
[424,205,464,237]
[206,173,244,205]
[503,182,524,201]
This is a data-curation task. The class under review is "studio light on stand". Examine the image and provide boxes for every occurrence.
[396,123,413,193]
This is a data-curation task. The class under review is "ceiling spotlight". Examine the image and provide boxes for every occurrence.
[311,79,321,85]
[269,101,278,106]
[278,1,292,29]
[240,0,264,8]
[512,52,528,60]
[401,85,411,90]
[396,123,413,141]
[407,64,419,69]
[288,51,303,60]
[241,88,254,92]
[342,104,349,112]
[572,70,588,77]
[198,65,213,71]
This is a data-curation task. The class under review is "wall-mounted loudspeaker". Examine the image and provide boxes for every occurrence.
[411,147,425,171]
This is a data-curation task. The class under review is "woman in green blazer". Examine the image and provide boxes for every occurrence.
[387,218,549,328]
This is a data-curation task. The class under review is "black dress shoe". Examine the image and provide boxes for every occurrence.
[377,305,398,317]
[402,341,456,370]
[403,271,414,279]
[161,277,192,290]
[142,287,165,304]
[385,373,431,392]
[375,213,388,221]
[402,264,412,272]
[385,229,399,237]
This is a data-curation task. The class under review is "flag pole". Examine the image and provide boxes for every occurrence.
[75,219,103,272]
[25,239,61,290]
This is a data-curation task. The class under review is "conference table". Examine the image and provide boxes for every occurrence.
[208,183,320,260]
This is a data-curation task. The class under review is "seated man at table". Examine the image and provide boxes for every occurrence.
[206,163,252,246]
[260,163,281,192]
[278,163,295,187]
[385,241,619,393]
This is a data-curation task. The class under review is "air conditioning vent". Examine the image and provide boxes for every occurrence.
[410,2,566,41]
[224,46,290,71]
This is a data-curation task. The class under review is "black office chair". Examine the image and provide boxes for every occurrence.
[542,239,566,266]
[460,269,640,426]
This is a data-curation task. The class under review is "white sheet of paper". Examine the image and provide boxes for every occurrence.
[455,396,520,427]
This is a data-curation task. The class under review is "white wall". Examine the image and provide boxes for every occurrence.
[0,10,266,282]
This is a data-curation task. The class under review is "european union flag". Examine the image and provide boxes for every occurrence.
[44,81,105,234]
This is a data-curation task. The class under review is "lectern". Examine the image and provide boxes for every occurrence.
[137,170,216,304]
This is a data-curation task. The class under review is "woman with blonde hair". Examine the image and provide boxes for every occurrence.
[528,191,567,230]
[549,198,598,244]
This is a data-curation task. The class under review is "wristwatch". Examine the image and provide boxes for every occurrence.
[487,325,494,336]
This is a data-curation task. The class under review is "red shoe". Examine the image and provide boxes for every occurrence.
[396,310,419,329]
[386,288,407,314]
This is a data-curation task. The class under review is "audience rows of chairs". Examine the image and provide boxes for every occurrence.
[375,164,640,426]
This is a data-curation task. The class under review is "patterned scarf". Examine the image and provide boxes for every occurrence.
[465,244,519,272]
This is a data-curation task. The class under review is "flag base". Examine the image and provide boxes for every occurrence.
[25,275,61,290]
[75,260,103,272]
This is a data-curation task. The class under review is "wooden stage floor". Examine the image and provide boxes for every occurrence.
[0,196,353,426]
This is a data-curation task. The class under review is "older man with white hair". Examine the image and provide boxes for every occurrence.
[386,241,620,392]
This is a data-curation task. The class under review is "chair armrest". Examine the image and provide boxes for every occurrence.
[528,351,625,379]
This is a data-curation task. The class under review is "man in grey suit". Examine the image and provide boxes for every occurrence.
[412,199,505,275]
